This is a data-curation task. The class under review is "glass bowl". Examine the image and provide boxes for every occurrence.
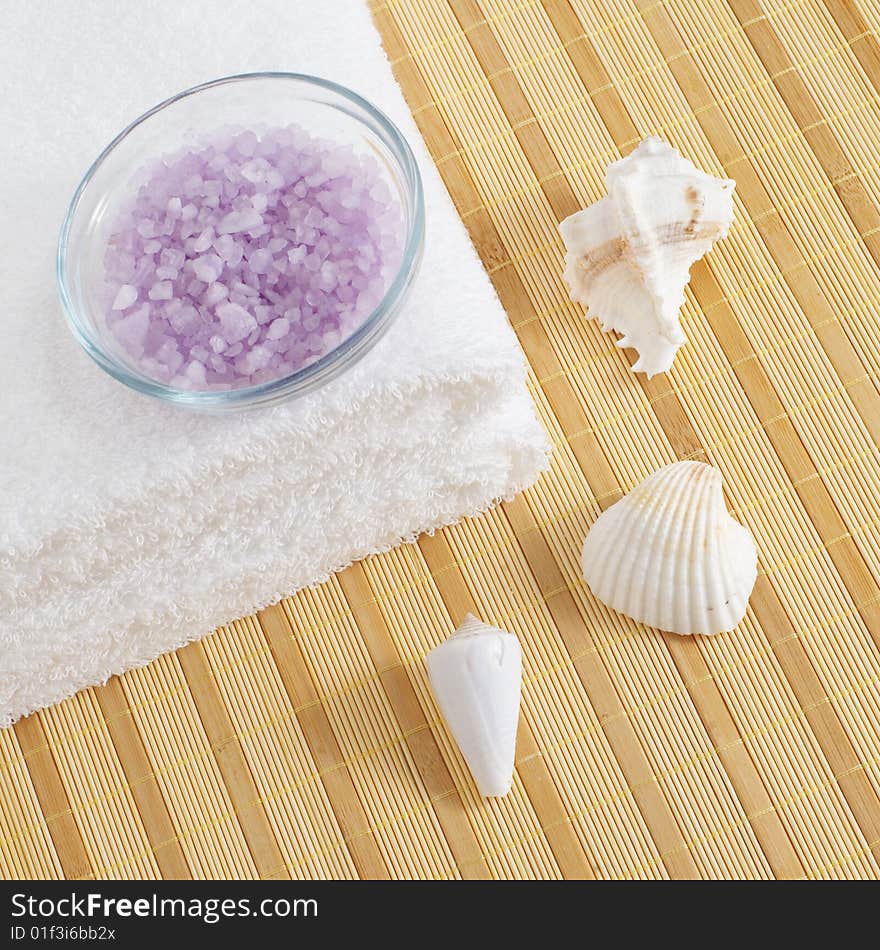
[57,72,425,411]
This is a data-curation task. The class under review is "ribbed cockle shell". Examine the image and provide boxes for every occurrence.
[581,461,757,635]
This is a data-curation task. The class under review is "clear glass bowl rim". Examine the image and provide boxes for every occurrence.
[57,71,425,409]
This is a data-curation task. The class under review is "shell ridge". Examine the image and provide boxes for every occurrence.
[626,462,697,629]
[720,518,758,628]
[632,462,697,628]
[655,462,705,631]
[677,467,713,633]
[607,477,664,621]
[692,464,726,633]
[706,475,738,632]
[583,496,640,607]
[585,463,685,624]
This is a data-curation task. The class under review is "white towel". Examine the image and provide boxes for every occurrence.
[0,0,550,725]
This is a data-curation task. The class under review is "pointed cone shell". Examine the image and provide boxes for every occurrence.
[559,137,735,377]
[582,461,757,635]
[426,615,522,797]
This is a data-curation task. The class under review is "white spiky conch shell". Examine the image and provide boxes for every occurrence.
[559,137,735,377]
[581,461,757,636]
[426,614,522,797]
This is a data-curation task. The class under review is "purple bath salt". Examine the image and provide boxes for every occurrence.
[103,125,404,391]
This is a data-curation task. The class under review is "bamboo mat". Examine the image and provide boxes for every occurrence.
[4,0,880,881]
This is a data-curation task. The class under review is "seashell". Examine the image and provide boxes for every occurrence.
[559,137,735,377]
[581,461,757,636]
[426,614,522,797]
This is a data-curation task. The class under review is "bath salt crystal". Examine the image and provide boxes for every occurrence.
[161,248,185,270]
[185,360,207,386]
[169,305,198,335]
[235,130,258,157]
[142,357,171,382]
[241,160,265,184]
[232,281,258,298]
[212,233,234,259]
[318,263,337,292]
[216,301,257,343]
[288,245,307,266]
[148,281,173,301]
[183,174,203,196]
[266,317,290,340]
[191,254,223,283]
[370,181,391,203]
[193,227,215,253]
[253,305,273,325]
[247,248,273,274]
[202,282,228,306]
[218,208,263,234]
[214,236,244,268]
[102,124,404,390]
[302,206,320,228]
[115,306,150,355]
[235,344,272,375]
[155,338,184,374]
[111,284,138,310]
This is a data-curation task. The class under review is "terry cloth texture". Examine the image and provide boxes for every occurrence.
[0,0,550,725]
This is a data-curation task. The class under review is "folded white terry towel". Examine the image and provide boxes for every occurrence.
[0,0,550,725]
